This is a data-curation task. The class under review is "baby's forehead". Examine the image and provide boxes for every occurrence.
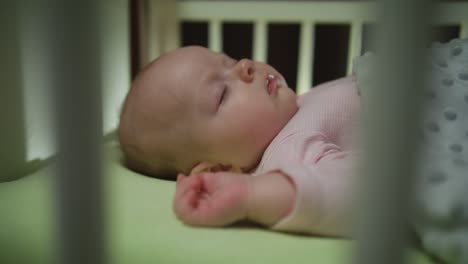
[157,47,220,85]
[155,48,205,72]
[140,56,198,102]
[137,46,221,107]
[174,45,217,58]
[167,46,221,68]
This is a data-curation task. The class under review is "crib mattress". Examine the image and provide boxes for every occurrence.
[0,142,434,264]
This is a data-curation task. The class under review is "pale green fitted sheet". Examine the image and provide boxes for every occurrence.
[0,142,434,264]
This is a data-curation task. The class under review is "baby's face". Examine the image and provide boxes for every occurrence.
[146,46,298,172]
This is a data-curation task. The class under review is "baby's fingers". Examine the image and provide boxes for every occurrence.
[174,188,196,219]
[175,174,199,199]
[177,194,212,226]
[175,188,212,226]
[174,175,202,216]
[177,173,186,183]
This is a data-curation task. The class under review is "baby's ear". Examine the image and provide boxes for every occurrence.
[190,161,242,174]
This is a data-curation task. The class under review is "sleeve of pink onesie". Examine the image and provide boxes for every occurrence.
[267,132,360,237]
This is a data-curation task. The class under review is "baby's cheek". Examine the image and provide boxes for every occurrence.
[227,101,283,145]
[245,115,281,147]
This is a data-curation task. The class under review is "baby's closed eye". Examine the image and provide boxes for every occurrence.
[218,85,229,107]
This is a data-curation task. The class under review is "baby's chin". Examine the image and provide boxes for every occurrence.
[282,89,299,118]
[240,155,264,174]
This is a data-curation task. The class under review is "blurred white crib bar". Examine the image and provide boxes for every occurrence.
[176,1,468,94]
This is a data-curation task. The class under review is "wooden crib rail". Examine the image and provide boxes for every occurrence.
[178,1,376,94]
[172,1,468,94]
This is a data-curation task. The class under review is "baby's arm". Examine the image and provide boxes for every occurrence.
[246,171,296,226]
[172,171,296,227]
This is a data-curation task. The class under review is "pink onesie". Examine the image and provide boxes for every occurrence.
[252,76,362,236]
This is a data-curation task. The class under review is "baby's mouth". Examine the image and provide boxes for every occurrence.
[266,74,277,95]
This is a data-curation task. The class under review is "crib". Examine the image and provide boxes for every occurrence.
[138,1,468,94]
[1,1,468,264]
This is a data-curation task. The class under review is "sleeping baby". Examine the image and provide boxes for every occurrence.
[118,45,362,236]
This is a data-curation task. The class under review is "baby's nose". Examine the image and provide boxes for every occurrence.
[236,59,255,82]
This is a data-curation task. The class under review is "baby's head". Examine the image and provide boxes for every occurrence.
[118,46,298,179]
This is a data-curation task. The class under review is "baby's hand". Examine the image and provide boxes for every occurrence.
[173,172,250,227]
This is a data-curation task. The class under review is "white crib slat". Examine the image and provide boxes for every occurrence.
[253,20,267,63]
[347,21,363,75]
[297,21,314,95]
[209,19,222,52]
[461,22,468,39]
